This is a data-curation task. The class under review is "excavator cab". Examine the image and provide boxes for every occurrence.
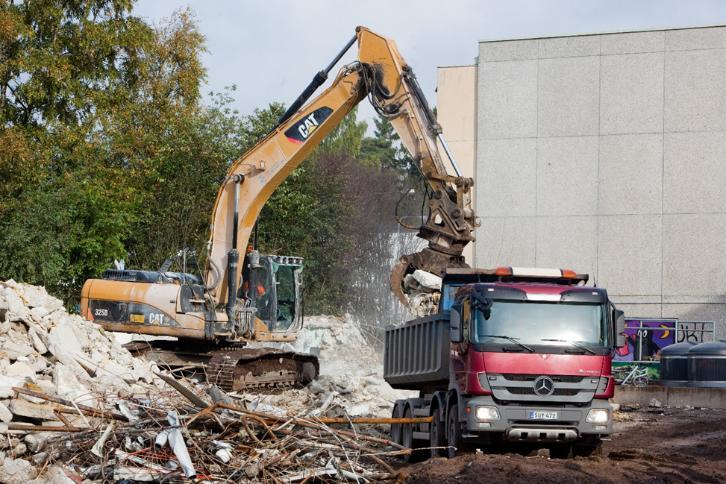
[244,254,303,332]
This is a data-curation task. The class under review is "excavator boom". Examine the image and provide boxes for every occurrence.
[206,26,476,316]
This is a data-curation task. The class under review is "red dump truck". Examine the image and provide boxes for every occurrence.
[384,267,625,459]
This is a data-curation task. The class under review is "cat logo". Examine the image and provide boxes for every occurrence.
[285,106,333,144]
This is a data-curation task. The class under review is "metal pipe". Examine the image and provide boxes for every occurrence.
[226,175,244,324]
[276,34,357,127]
[231,175,243,249]
[437,133,463,177]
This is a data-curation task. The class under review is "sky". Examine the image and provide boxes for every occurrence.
[133,0,726,128]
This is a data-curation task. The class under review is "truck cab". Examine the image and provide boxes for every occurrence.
[384,267,626,459]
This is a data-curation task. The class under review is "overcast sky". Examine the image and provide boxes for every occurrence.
[133,0,726,127]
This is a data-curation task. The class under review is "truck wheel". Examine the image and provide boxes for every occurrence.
[574,437,603,457]
[446,404,462,458]
[390,402,403,446]
[402,405,415,462]
[429,406,445,458]
[550,443,573,459]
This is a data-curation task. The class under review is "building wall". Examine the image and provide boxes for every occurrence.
[440,26,726,338]
[436,65,477,263]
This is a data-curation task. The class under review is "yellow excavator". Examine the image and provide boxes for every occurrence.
[80,26,477,391]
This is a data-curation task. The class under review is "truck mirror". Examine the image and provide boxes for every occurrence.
[614,309,626,347]
[450,304,462,343]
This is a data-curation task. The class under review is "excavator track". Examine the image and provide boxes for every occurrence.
[125,340,319,392]
[207,348,319,392]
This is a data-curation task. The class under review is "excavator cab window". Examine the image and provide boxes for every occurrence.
[244,256,303,332]
[273,263,297,330]
[248,264,272,322]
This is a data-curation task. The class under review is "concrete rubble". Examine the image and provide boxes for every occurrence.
[276,314,414,417]
[401,269,441,316]
[0,280,411,481]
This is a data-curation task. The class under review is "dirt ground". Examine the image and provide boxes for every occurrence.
[398,406,726,483]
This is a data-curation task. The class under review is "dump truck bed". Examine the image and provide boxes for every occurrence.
[383,312,450,390]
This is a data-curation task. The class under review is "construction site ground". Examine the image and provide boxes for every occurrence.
[401,406,726,483]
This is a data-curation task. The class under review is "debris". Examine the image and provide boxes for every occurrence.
[8,400,57,421]
[90,422,114,458]
[0,456,37,483]
[213,440,233,463]
[0,281,408,481]
[412,269,442,290]
[649,398,662,408]
[165,410,196,478]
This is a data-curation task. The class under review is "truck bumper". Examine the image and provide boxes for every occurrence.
[463,396,613,442]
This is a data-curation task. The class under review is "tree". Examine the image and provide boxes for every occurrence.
[0,2,207,302]
[360,115,414,173]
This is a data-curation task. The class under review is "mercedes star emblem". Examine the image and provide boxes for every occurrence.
[533,376,555,396]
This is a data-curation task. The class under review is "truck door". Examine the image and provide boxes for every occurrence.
[452,297,471,390]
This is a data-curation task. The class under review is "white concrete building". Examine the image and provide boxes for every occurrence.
[437,26,726,338]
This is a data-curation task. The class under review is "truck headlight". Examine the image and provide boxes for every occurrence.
[586,408,609,424]
[475,406,500,421]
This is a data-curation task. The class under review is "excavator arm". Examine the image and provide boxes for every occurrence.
[205,26,477,317]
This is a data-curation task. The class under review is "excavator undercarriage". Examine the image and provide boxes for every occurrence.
[125,340,319,391]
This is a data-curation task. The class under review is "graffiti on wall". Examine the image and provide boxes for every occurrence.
[676,321,712,344]
[614,319,676,362]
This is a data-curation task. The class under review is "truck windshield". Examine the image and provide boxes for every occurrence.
[473,301,607,348]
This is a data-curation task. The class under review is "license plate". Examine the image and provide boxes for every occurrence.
[528,410,558,420]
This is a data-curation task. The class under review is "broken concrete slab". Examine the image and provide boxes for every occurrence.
[2,340,34,360]
[8,399,58,421]
[53,363,92,405]
[2,288,30,322]
[16,284,62,311]
[7,361,36,382]
[29,465,76,484]
[27,328,47,355]
[46,322,88,375]
[0,401,12,423]
[0,456,37,483]
[0,375,26,399]
[29,306,49,323]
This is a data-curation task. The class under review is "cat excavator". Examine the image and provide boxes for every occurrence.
[80,26,477,391]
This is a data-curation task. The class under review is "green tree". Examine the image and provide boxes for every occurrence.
[0,1,206,302]
[360,115,414,173]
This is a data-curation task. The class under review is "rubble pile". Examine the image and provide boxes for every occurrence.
[0,279,160,410]
[284,315,414,418]
[0,281,409,481]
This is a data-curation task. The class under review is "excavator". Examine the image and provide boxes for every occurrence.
[80,26,477,391]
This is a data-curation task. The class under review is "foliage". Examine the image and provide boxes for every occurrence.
[0,1,206,301]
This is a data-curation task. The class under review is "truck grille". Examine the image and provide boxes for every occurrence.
[489,373,598,403]
[507,387,580,396]
[500,374,584,383]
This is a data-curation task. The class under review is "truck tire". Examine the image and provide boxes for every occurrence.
[430,406,445,458]
[402,405,415,462]
[390,402,403,446]
[573,437,603,457]
[446,403,462,458]
[550,443,573,459]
